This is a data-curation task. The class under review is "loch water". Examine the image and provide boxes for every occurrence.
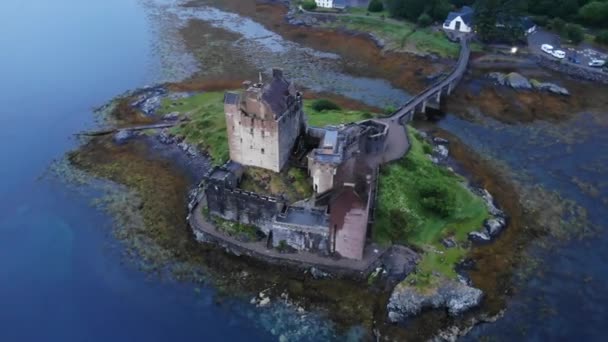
[1,0,607,341]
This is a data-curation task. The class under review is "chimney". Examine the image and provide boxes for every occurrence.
[272,68,284,79]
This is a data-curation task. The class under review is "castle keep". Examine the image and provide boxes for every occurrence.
[200,69,390,260]
[224,69,305,173]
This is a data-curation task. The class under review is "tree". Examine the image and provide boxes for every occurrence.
[564,23,584,44]
[430,0,453,21]
[301,0,317,11]
[368,0,384,12]
[578,1,608,27]
[418,13,433,27]
[386,0,427,20]
[596,30,608,45]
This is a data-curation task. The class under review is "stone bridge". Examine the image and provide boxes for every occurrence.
[391,37,471,123]
[374,37,471,164]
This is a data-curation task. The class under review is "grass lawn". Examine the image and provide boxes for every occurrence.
[158,92,229,164]
[303,100,376,127]
[240,166,313,202]
[375,126,490,285]
[158,92,380,164]
[324,15,459,57]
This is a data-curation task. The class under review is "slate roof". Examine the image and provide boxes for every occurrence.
[444,6,474,26]
[261,74,291,117]
[224,92,239,105]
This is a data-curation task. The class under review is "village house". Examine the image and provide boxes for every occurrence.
[443,6,474,33]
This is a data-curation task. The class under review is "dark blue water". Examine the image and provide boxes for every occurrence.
[0,1,271,340]
[441,113,608,340]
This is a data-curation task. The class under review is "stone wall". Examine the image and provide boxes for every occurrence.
[271,222,329,252]
[226,105,283,172]
[204,182,284,232]
[277,101,305,171]
[536,55,608,85]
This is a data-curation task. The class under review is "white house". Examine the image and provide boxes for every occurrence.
[314,0,334,8]
[314,0,345,9]
[443,6,474,33]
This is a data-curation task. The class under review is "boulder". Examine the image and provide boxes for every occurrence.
[310,267,330,279]
[382,245,420,282]
[537,82,570,96]
[468,231,491,242]
[387,280,483,322]
[433,137,449,145]
[113,129,133,144]
[162,112,180,120]
[484,217,506,237]
[487,72,507,86]
[506,72,532,90]
[158,129,175,144]
[441,237,457,248]
[433,145,449,159]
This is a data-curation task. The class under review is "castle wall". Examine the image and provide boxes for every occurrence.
[334,207,368,260]
[277,103,304,171]
[226,108,282,172]
[309,160,337,194]
[204,182,282,232]
[271,222,329,252]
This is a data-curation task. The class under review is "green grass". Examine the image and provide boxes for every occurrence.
[240,166,313,202]
[324,15,459,57]
[158,92,228,165]
[304,100,376,127]
[375,126,490,285]
[159,92,380,165]
[209,210,260,241]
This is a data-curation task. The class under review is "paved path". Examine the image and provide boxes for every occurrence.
[189,206,388,274]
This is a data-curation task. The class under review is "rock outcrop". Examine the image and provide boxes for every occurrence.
[387,280,483,322]
[488,72,570,95]
[468,188,508,242]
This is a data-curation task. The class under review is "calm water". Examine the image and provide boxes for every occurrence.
[0,1,270,341]
[2,0,607,341]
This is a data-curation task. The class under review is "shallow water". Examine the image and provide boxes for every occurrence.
[3,0,607,340]
[0,0,270,340]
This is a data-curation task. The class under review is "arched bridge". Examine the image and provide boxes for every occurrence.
[390,37,471,123]
[376,37,471,163]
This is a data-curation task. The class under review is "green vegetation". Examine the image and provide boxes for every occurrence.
[368,0,384,12]
[304,100,376,127]
[311,98,341,111]
[159,92,380,164]
[158,92,228,164]
[325,14,459,57]
[417,13,433,28]
[240,166,313,202]
[301,0,317,11]
[596,30,608,45]
[209,213,260,241]
[375,126,490,285]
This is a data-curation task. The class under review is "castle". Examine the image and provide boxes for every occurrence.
[224,69,305,173]
[201,69,389,260]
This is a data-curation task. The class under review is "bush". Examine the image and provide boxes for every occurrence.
[384,105,396,114]
[417,180,456,218]
[301,0,317,11]
[548,17,566,32]
[311,99,341,111]
[564,23,584,44]
[417,13,433,27]
[368,0,384,12]
[596,30,608,45]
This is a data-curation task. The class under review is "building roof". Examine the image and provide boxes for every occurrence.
[444,6,474,26]
[333,0,346,8]
[261,68,295,117]
[224,92,239,105]
[275,206,329,230]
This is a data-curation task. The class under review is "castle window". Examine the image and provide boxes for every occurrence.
[250,128,254,135]
[261,148,265,154]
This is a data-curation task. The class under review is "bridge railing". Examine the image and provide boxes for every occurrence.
[391,37,470,121]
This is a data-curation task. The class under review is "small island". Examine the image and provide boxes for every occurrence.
[84,66,506,319]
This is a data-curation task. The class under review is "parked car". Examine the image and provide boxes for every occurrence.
[589,59,606,67]
[541,44,554,54]
[552,50,566,59]
[567,56,580,64]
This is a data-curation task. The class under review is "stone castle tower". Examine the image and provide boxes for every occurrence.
[224,69,305,173]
